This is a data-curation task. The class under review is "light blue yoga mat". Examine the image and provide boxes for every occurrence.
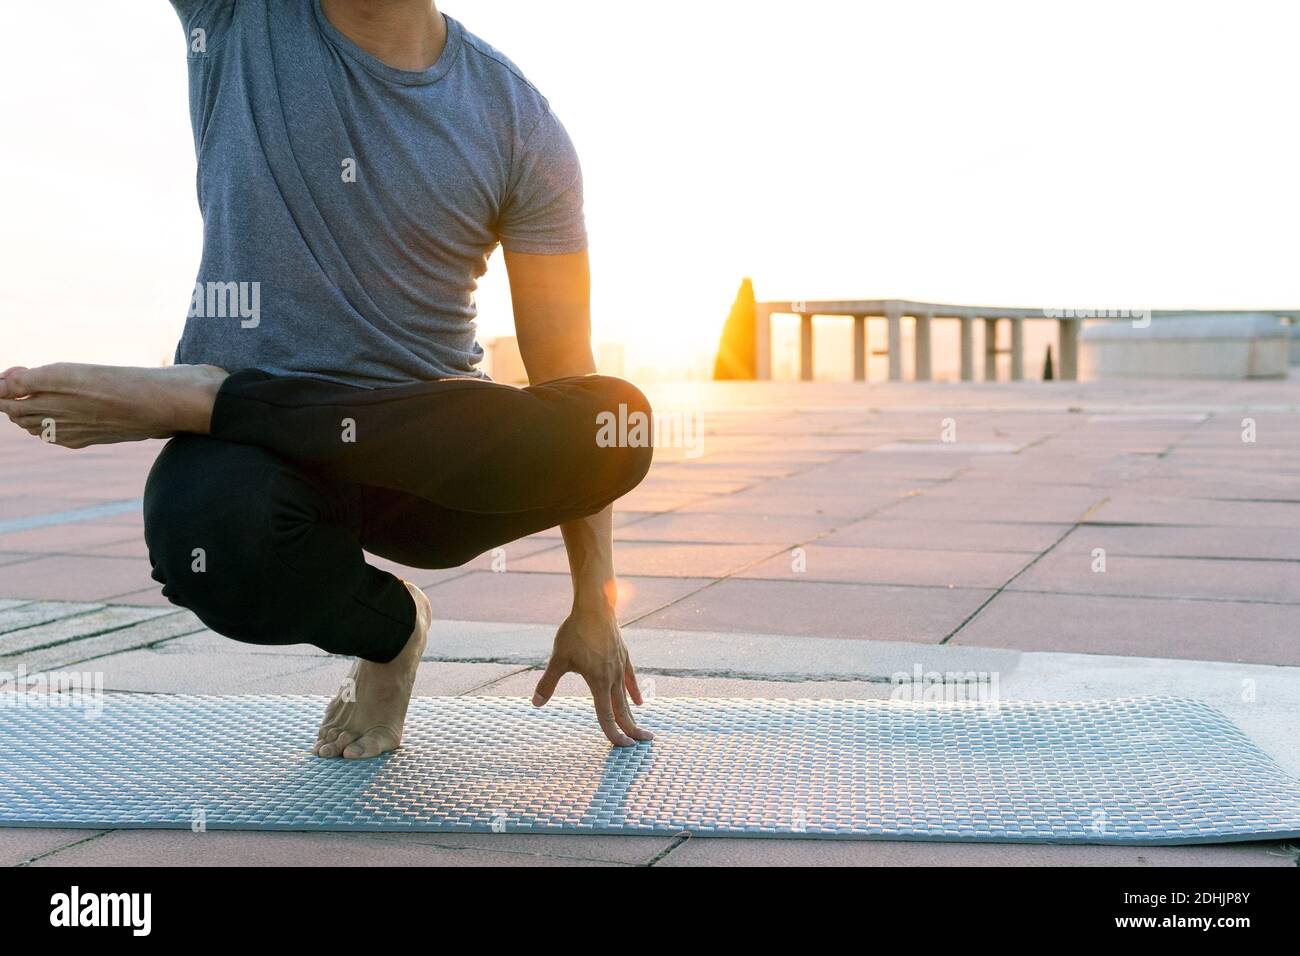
[1,694,1297,844]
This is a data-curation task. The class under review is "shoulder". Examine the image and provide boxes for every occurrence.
[452,17,553,129]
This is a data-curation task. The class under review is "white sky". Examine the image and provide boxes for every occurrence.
[3,0,1298,379]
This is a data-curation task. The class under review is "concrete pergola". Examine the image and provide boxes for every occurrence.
[754,300,1296,382]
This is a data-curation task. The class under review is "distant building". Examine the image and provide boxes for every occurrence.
[484,336,528,384]
[596,341,625,377]
[484,336,625,384]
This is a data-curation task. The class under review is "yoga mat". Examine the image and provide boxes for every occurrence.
[2,694,1297,843]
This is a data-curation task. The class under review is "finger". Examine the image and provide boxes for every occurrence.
[531,657,568,707]
[611,682,654,742]
[624,662,643,706]
[584,675,634,747]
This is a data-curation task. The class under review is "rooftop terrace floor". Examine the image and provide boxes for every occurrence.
[3,377,1298,866]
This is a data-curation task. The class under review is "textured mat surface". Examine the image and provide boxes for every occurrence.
[2,694,1298,843]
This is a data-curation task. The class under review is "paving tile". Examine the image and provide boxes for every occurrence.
[0,600,100,635]
[0,496,115,520]
[737,545,1033,588]
[1059,524,1300,561]
[1009,551,1300,604]
[0,521,142,553]
[0,604,172,656]
[510,541,777,578]
[871,441,1022,454]
[0,828,110,867]
[92,646,518,696]
[2,609,205,673]
[29,830,622,867]
[613,488,710,513]
[637,467,758,489]
[523,509,656,539]
[82,538,151,559]
[104,587,173,607]
[878,494,1100,523]
[673,489,912,518]
[655,838,1297,867]
[473,669,896,701]
[421,572,711,625]
[952,591,1300,664]
[615,512,842,545]
[820,517,1068,554]
[1089,496,1300,527]
[634,578,993,642]
[0,554,156,601]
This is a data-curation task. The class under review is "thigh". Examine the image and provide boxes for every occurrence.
[143,436,414,658]
[212,371,653,516]
[355,483,583,570]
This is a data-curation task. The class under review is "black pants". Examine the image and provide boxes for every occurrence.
[142,370,653,663]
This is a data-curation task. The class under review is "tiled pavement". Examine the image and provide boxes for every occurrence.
[2,378,1299,866]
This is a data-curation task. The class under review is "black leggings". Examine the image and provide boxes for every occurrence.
[142,370,653,663]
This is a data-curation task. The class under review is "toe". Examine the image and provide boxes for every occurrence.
[0,367,30,399]
[344,728,397,760]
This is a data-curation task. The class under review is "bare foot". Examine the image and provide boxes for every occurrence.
[314,581,432,760]
[0,362,228,448]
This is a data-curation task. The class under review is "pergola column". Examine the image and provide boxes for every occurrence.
[851,315,867,381]
[1010,318,1025,381]
[959,316,974,381]
[799,313,814,381]
[983,317,999,381]
[1058,317,1079,381]
[886,304,903,381]
[755,304,773,379]
[914,313,933,381]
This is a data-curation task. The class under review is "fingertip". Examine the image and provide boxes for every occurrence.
[531,692,546,707]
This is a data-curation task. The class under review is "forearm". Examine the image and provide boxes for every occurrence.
[560,505,617,617]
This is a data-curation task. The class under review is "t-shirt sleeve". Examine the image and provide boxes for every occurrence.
[169,0,235,47]
[496,107,588,255]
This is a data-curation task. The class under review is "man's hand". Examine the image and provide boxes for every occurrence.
[532,606,653,747]
[503,249,652,747]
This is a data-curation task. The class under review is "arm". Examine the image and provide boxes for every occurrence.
[504,248,652,747]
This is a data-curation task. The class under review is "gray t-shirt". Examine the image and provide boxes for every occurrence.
[169,0,586,386]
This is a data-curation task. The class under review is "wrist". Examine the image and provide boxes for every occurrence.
[572,578,617,618]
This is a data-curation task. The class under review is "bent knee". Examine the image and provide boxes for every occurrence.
[589,374,652,422]
[586,376,654,498]
[142,437,284,606]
